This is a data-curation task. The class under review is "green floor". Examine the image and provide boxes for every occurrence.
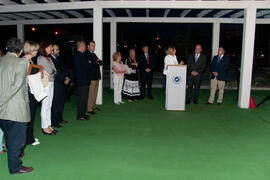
[1,88,270,180]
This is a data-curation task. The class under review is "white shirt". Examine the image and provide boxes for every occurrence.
[163,55,178,75]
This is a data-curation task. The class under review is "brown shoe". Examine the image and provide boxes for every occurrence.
[217,102,222,105]
[12,166,33,174]
[206,102,213,105]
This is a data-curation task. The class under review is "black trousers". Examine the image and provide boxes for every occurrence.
[52,82,66,125]
[186,74,202,103]
[25,91,38,145]
[0,120,27,174]
[140,72,153,98]
[77,86,89,119]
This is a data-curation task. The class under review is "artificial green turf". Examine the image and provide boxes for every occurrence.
[1,88,270,180]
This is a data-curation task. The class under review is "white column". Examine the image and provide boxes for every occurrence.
[211,21,220,60]
[238,6,257,108]
[93,6,103,105]
[17,23,25,42]
[110,21,117,89]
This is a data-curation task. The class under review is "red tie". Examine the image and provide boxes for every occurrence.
[146,55,150,64]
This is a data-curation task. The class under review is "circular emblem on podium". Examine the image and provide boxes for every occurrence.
[172,75,182,85]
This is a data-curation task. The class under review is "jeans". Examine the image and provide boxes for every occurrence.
[0,120,27,174]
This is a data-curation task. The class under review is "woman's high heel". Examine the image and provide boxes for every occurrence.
[42,130,54,135]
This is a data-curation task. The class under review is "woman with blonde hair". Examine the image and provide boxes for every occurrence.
[112,52,127,104]
[162,46,184,91]
[37,41,57,135]
[23,40,41,146]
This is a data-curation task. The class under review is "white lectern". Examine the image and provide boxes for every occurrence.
[165,65,187,111]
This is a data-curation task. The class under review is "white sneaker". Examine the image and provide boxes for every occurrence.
[32,141,40,146]
[34,138,39,142]
[120,101,125,104]
[115,102,120,105]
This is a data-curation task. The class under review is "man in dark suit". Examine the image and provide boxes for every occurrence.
[186,44,207,104]
[50,44,70,128]
[206,47,230,105]
[73,41,90,120]
[139,45,155,99]
[85,41,103,114]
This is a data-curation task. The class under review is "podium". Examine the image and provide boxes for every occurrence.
[165,65,187,111]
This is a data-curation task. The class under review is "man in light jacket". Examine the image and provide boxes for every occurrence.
[0,37,33,174]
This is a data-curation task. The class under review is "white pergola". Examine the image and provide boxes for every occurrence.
[0,0,270,108]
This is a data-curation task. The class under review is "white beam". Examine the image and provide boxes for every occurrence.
[0,13,25,20]
[265,14,270,19]
[44,0,58,2]
[94,7,103,105]
[17,23,24,42]
[211,21,220,59]
[0,0,18,5]
[213,10,233,17]
[105,9,115,17]
[0,17,270,26]
[256,10,270,18]
[146,9,149,17]
[110,21,117,89]
[14,13,40,19]
[0,15,11,21]
[163,9,170,17]
[31,12,54,19]
[21,0,38,4]
[230,11,244,18]
[48,11,69,18]
[84,9,93,16]
[197,10,212,17]
[125,9,132,17]
[238,6,257,108]
[65,10,84,18]
[0,1,270,14]
[180,10,191,17]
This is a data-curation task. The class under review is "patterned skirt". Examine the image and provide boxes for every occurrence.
[122,79,141,100]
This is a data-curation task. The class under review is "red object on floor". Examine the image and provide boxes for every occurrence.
[249,96,256,109]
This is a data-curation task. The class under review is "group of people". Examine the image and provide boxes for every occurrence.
[112,44,230,106]
[0,38,70,174]
[163,44,230,105]
[0,37,230,175]
[112,45,156,104]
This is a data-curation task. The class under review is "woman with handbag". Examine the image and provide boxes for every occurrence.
[37,41,57,135]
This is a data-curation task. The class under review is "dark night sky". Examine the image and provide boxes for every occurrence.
[0,23,269,71]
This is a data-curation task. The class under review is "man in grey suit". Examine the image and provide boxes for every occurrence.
[0,38,33,174]
[186,44,207,104]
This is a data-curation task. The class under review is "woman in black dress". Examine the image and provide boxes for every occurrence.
[122,49,141,101]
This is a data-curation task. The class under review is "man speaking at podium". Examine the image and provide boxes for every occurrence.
[186,44,207,104]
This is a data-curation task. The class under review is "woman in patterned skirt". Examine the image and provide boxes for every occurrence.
[122,49,141,102]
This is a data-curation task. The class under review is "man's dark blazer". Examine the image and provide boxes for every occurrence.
[210,55,230,81]
[138,53,155,74]
[187,53,207,76]
[49,55,68,84]
[84,50,103,81]
[72,50,90,87]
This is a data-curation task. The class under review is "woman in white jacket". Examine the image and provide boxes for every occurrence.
[162,46,184,91]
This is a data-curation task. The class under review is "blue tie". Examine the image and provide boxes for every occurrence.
[195,55,199,62]
[217,56,221,63]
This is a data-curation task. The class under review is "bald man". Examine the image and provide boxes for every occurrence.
[72,41,90,120]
